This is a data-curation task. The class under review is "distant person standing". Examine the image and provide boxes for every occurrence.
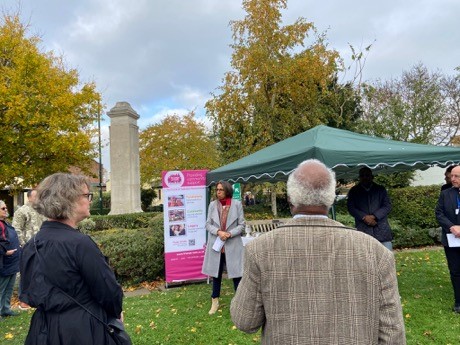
[436,165,460,313]
[0,200,20,320]
[441,165,456,191]
[347,167,393,250]
[13,190,47,246]
[202,181,245,315]
[13,189,47,310]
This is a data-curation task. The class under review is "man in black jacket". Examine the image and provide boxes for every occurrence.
[436,165,460,313]
[347,167,393,250]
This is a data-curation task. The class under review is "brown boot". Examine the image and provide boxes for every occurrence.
[208,298,219,315]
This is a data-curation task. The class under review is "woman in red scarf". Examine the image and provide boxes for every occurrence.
[202,181,246,314]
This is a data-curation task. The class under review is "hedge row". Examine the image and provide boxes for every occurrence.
[89,215,165,285]
[82,212,161,232]
[388,185,440,229]
[87,185,443,284]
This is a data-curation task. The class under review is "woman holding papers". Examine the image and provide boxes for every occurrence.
[202,181,245,315]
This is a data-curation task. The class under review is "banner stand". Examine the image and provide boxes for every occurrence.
[162,170,208,285]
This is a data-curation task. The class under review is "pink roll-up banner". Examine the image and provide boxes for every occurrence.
[162,170,208,283]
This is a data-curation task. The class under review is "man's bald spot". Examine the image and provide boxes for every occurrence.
[293,160,331,188]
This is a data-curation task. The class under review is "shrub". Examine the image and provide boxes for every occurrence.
[90,215,165,284]
[90,212,160,231]
[390,219,436,249]
[244,203,291,220]
[90,191,111,211]
[388,185,440,229]
[335,213,354,227]
[77,218,96,233]
[141,188,157,211]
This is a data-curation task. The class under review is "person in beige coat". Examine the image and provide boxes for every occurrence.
[230,159,406,344]
[202,181,245,314]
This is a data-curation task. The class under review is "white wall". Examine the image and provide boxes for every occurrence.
[411,166,444,187]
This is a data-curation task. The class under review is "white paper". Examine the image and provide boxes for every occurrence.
[447,234,460,247]
[212,237,225,252]
[242,236,256,247]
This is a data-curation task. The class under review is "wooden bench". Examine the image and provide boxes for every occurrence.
[245,218,291,234]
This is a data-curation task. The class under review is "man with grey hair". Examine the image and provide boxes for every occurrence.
[230,159,406,344]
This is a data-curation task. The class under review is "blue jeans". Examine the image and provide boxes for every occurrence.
[381,241,393,251]
[0,273,17,314]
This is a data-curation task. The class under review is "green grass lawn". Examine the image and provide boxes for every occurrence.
[3,247,460,344]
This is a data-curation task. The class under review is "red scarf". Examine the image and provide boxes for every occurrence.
[218,198,232,253]
[219,198,232,207]
[219,198,232,231]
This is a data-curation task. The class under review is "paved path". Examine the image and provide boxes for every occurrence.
[124,287,152,297]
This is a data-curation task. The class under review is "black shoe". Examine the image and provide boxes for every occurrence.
[1,310,19,317]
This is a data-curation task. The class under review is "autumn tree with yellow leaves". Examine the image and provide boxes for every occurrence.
[0,14,101,190]
[206,0,359,162]
[139,112,220,185]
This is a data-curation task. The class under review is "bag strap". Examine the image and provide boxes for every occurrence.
[33,236,112,331]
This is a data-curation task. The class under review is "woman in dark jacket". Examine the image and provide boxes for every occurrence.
[20,173,125,344]
[0,200,21,319]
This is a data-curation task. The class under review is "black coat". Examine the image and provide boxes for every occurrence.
[20,221,124,345]
[0,220,20,275]
[347,183,393,242]
[436,187,460,246]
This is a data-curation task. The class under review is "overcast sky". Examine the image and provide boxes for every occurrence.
[2,0,459,172]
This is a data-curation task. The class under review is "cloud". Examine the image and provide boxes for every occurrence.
[3,0,460,173]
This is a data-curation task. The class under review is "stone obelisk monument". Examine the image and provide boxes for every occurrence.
[107,102,143,214]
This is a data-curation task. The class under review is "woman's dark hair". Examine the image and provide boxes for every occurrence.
[217,180,233,198]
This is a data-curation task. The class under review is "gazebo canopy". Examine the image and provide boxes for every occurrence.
[207,125,460,185]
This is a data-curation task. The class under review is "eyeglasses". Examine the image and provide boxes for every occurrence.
[81,193,94,202]
[0,207,7,211]
[216,188,224,191]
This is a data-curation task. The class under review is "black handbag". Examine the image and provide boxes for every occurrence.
[107,317,132,345]
[33,237,132,345]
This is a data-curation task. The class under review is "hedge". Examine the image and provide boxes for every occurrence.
[84,185,444,283]
[88,212,161,231]
[388,185,440,229]
[89,215,165,285]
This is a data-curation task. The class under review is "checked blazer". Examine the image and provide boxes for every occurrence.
[230,217,406,345]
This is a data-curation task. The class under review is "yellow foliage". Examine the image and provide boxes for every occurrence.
[206,0,341,162]
[0,13,101,190]
[139,112,220,185]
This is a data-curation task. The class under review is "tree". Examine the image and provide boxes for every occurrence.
[0,14,101,190]
[354,63,460,187]
[206,0,344,162]
[139,112,220,185]
[357,63,460,145]
[141,188,157,211]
